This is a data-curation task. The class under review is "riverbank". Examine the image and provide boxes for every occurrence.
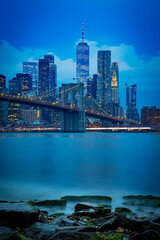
[0,126,160,133]
[0,195,160,239]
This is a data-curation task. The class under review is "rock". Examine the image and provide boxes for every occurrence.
[71,208,111,218]
[61,195,112,202]
[53,215,80,227]
[151,216,160,224]
[26,222,56,240]
[98,214,160,233]
[28,199,66,206]
[115,207,131,213]
[129,230,160,240]
[48,231,96,240]
[75,203,96,212]
[89,213,118,226]
[123,195,160,200]
[0,227,21,240]
[0,202,39,229]
[55,225,97,233]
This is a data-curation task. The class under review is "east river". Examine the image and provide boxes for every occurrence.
[0,132,160,210]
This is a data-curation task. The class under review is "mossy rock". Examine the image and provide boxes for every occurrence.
[28,199,66,206]
[105,233,123,240]
[115,207,131,213]
[84,222,95,226]
[61,195,112,202]
[49,212,64,217]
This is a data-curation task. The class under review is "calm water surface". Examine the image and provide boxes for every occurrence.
[0,132,160,209]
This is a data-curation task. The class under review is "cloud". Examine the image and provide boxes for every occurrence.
[0,40,75,85]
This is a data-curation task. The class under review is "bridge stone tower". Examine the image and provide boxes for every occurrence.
[61,83,85,132]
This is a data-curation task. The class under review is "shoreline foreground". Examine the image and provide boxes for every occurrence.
[0,195,160,240]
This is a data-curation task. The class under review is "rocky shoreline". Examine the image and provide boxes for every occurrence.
[0,195,160,240]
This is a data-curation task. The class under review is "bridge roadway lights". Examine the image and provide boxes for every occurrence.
[61,83,85,133]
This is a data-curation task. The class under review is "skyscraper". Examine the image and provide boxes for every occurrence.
[76,21,89,94]
[0,74,6,88]
[44,54,57,101]
[38,58,49,97]
[97,50,112,108]
[87,74,97,100]
[17,73,32,95]
[126,83,130,119]
[127,84,139,122]
[8,77,22,122]
[111,62,119,104]
[23,62,38,94]
[0,87,8,124]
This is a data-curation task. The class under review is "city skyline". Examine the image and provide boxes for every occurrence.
[0,0,160,112]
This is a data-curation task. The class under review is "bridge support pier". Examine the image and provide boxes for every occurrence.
[61,83,85,133]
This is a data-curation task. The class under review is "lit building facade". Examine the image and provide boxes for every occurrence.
[87,74,97,100]
[111,62,119,104]
[22,109,42,123]
[38,58,49,97]
[44,54,57,101]
[127,84,139,122]
[76,22,89,94]
[97,50,112,109]
[23,62,38,94]
[17,73,32,95]
[8,78,22,122]
[0,74,6,88]
[0,87,8,124]
[141,106,160,126]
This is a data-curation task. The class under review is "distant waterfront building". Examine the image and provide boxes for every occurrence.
[87,76,97,100]
[0,74,6,88]
[76,21,89,94]
[126,84,139,122]
[111,62,119,104]
[141,106,160,126]
[16,73,32,95]
[8,78,22,122]
[22,109,42,123]
[44,54,57,101]
[0,87,8,124]
[126,83,130,119]
[97,50,112,110]
[23,62,38,94]
[38,58,49,97]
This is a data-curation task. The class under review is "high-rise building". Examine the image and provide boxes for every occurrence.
[8,78,22,122]
[97,50,112,109]
[126,83,130,119]
[0,74,6,88]
[44,54,57,101]
[23,62,38,94]
[38,58,49,97]
[111,62,119,104]
[127,84,139,122]
[76,21,89,94]
[0,87,8,124]
[16,73,32,95]
[87,74,97,100]
[141,106,160,126]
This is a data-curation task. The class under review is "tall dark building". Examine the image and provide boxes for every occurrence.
[38,58,49,97]
[23,62,38,94]
[111,62,119,104]
[0,74,6,88]
[126,84,139,122]
[76,21,89,94]
[0,87,8,124]
[87,74,97,100]
[44,54,57,101]
[17,73,32,95]
[97,50,112,108]
[8,78,22,122]
[141,106,160,126]
[126,83,130,119]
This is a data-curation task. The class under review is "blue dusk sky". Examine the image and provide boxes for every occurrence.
[0,0,160,111]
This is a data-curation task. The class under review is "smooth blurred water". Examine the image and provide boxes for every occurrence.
[0,132,160,206]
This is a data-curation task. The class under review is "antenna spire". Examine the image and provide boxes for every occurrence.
[82,20,84,43]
